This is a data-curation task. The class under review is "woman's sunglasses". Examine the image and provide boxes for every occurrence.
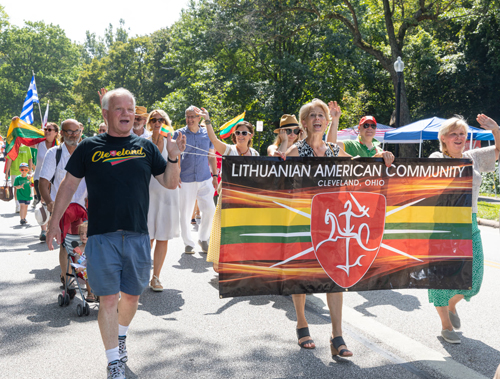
[44,128,56,132]
[234,131,251,136]
[150,118,164,124]
[362,123,377,129]
[285,128,301,135]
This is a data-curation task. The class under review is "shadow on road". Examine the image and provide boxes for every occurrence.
[438,334,500,378]
[172,253,213,274]
[138,289,184,319]
[353,290,421,317]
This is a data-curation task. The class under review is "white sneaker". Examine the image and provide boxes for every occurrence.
[15,202,20,213]
[107,360,125,378]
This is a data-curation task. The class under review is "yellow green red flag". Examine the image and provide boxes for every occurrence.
[5,118,46,161]
[159,123,174,138]
[219,112,246,139]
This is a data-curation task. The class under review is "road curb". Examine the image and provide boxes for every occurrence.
[478,217,500,228]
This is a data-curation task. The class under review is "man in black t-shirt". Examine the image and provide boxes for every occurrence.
[46,88,186,378]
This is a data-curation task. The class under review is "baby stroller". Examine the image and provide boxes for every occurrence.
[57,236,95,316]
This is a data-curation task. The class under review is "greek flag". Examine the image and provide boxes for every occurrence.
[20,75,39,124]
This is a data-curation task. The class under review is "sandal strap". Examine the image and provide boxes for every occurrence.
[298,339,314,348]
[296,327,311,340]
[332,336,346,350]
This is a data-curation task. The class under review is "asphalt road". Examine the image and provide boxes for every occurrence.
[1,163,499,378]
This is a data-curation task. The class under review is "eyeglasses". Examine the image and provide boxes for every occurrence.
[135,117,145,122]
[362,123,377,129]
[150,118,164,124]
[285,128,301,135]
[308,113,326,119]
[20,168,29,172]
[62,129,81,135]
[44,128,56,132]
[186,115,199,119]
[234,131,251,136]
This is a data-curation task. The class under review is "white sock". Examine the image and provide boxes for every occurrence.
[118,324,129,337]
[105,346,120,364]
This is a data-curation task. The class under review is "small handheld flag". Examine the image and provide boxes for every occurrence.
[219,112,246,139]
[42,101,49,128]
[20,75,39,124]
[159,123,174,137]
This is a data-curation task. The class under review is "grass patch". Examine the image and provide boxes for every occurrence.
[479,193,500,198]
[477,201,500,221]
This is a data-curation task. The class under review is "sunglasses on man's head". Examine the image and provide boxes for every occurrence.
[285,128,301,135]
[150,118,164,124]
[362,123,377,129]
[234,131,251,136]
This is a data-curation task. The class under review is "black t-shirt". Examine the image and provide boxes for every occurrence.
[65,134,167,237]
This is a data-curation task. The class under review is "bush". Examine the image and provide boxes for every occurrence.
[480,162,499,195]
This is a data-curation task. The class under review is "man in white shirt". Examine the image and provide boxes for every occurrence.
[131,106,151,138]
[39,119,88,289]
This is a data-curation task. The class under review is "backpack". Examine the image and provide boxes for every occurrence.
[50,145,63,185]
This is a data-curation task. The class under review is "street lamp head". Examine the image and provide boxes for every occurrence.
[394,56,404,73]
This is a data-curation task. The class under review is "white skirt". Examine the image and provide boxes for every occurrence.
[147,177,180,241]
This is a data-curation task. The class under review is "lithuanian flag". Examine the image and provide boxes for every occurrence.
[219,112,246,139]
[5,118,45,161]
[159,123,174,138]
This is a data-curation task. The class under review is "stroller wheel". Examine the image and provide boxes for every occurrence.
[76,304,83,317]
[84,302,90,316]
[64,293,70,306]
[58,294,64,307]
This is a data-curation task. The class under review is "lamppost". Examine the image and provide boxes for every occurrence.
[394,56,404,129]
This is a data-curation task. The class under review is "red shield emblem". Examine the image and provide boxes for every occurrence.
[110,150,117,157]
[310,192,386,288]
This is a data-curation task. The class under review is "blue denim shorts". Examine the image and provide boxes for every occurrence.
[18,200,30,205]
[86,231,150,296]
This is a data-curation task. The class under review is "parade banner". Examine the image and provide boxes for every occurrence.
[219,156,473,298]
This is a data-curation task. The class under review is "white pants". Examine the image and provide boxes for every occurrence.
[179,178,216,247]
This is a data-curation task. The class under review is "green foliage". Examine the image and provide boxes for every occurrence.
[480,162,499,195]
[0,21,81,133]
[477,201,500,220]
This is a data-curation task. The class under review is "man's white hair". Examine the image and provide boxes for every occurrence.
[185,105,197,114]
[102,88,136,110]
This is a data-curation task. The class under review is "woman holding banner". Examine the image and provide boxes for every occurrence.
[286,98,395,357]
[197,107,259,271]
[428,115,500,344]
[146,110,180,292]
[267,114,303,157]
[286,98,353,357]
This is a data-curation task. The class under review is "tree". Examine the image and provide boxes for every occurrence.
[0,21,81,134]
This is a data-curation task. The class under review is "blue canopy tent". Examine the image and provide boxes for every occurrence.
[383,117,495,157]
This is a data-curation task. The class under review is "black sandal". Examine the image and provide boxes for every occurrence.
[296,327,315,349]
[330,336,353,358]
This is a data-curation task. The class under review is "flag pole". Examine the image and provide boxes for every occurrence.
[32,70,43,128]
